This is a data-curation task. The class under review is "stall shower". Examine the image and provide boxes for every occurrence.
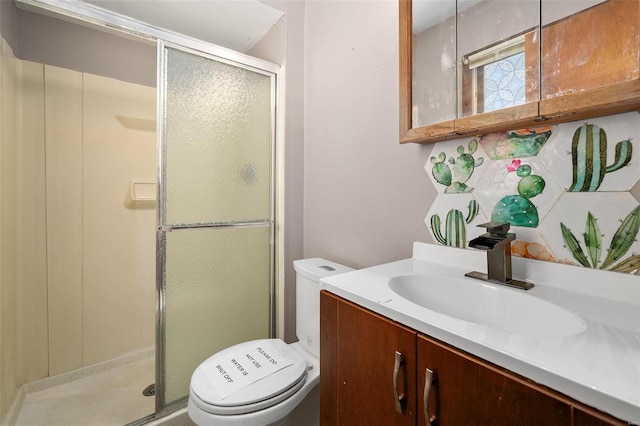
[12,60,158,425]
[3,1,279,424]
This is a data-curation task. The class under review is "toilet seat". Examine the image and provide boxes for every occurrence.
[190,339,308,416]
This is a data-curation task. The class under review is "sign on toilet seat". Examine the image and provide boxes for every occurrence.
[203,339,297,400]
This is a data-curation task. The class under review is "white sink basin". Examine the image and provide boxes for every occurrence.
[388,275,588,336]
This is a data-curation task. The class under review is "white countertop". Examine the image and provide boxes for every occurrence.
[319,243,640,423]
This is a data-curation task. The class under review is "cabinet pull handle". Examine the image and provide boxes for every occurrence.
[423,368,438,425]
[393,351,406,413]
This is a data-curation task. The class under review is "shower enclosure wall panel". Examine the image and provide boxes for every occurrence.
[16,59,48,385]
[0,33,20,421]
[44,64,83,376]
[17,62,157,376]
[82,72,156,366]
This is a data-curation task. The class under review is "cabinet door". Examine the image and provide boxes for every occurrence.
[320,292,417,425]
[541,0,639,100]
[418,334,570,425]
[538,0,640,121]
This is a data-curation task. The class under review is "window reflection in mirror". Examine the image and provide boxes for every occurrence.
[541,0,639,99]
[457,0,540,117]
[411,0,457,128]
[462,34,530,114]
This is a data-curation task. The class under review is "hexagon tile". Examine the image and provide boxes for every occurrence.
[478,126,555,160]
[538,111,640,193]
[474,157,561,229]
[539,192,640,273]
[426,138,488,194]
[423,110,640,274]
[425,193,488,249]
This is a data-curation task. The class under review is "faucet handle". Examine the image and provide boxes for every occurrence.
[477,221,511,236]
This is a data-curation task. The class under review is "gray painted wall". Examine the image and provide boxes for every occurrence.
[16,9,156,87]
[303,0,435,270]
[1,0,17,53]
[248,1,306,343]
[301,0,640,272]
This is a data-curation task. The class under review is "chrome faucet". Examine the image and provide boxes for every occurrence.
[465,222,534,290]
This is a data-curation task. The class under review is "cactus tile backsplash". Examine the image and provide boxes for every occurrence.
[425,194,488,249]
[475,157,561,229]
[425,111,640,274]
[538,193,640,272]
[538,112,640,192]
[427,139,487,193]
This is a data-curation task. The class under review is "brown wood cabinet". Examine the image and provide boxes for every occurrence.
[418,334,570,425]
[320,291,628,426]
[320,290,417,425]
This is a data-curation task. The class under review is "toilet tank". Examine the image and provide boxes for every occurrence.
[293,258,353,357]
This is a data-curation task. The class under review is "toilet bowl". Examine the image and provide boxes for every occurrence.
[187,258,353,426]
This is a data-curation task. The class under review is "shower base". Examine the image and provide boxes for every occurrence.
[12,347,154,426]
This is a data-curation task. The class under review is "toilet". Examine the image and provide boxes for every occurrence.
[187,258,353,426]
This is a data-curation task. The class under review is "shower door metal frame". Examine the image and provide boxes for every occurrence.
[13,0,281,422]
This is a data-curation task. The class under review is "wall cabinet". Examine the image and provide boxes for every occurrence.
[401,0,640,144]
[320,291,627,425]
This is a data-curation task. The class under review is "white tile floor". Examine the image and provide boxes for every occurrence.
[15,356,155,426]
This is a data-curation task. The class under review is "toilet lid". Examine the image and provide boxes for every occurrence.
[190,338,308,415]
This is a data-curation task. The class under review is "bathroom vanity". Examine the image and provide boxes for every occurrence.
[319,243,639,425]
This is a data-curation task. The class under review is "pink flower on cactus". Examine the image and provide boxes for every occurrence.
[507,159,521,172]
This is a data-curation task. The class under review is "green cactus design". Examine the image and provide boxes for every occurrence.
[560,205,640,273]
[430,139,484,193]
[492,162,546,228]
[560,222,591,267]
[431,199,479,248]
[601,205,640,269]
[584,212,602,268]
[569,123,633,192]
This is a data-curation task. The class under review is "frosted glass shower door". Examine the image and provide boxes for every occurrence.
[158,42,275,407]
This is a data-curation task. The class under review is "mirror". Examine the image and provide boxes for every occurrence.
[401,0,640,144]
[402,0,542,143]
[411,0,457,129]
[541,0,638,100]
[456,0,539,117]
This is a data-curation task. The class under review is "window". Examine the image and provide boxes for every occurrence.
[483,51,526,111]
[461,34,534,115]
